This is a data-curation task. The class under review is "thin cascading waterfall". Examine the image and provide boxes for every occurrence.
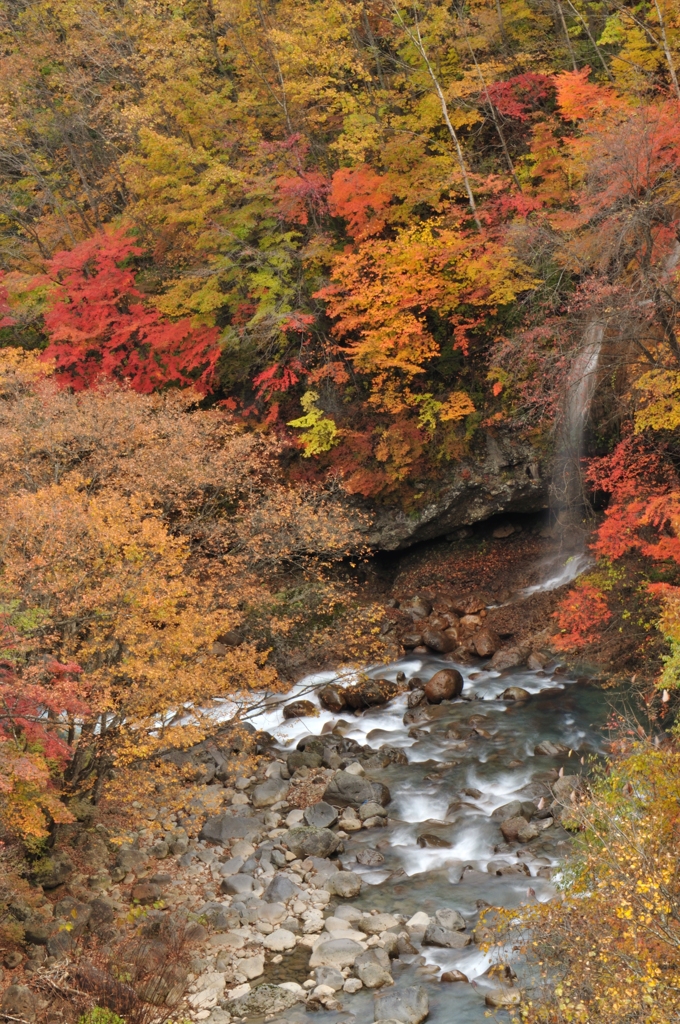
[551,321,604,527]
[523,322,604,596]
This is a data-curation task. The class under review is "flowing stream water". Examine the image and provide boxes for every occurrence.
[239,651,618,1024]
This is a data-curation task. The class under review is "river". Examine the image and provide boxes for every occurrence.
[239,650,617,1023]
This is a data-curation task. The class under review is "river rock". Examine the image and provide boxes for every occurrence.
[263,928,296,951]
[485,989,521,1008]
[359,913,399,935]
[489,647,525,671]
[287,749,322,772]
[220,873,255,895]
[281,825,340,858]
[355,950,393,989]
[423,923,471,949]
[228,983,299,1016]
[318,684,348,712]
[252,777,290,808]
[262,874,303,903]
[315,966,345,991]
[500,686,531,701]
[441,970,469,983]
[528,650,549,669]
[408,688,426,708]
[535,739,570,756]
[500,817,540,842]
[492,800,534,821]
[344,679,390,709]
[435,908,466,931]
[401,632,423,649]
[324,771,391,808]
[359,801,388,821]
[422,628,456,654]
[199,814,258,844]
[283,699,317,719]
[356,848,385,866]
[1,985,38,1022]
[374,984,429,1024]
[309,938,364,969]
[304,801,338,828]
[423,669,463,703]
[325,871,362,898]
[472,629,499,657]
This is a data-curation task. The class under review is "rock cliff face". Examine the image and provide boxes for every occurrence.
[361,430,548,550]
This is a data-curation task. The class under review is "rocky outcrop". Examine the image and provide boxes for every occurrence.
[358,429,546,551]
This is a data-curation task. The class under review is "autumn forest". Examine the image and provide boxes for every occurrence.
[1,0,680,1021]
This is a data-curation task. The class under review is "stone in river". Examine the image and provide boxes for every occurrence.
[500,686,531,701]
[552,774,583,801]
[423,669,463,703]
[318,684,348,712]
[435,908,466,931]
[344,679,390,709]
[417,832,451,849]
[407,689,426,708]
[262,874,303,903]
[473,628,500,657]
[500,817,540,843]
[355,950,393,989]
[304,801,338,829]
[199,814,259,844]
[374,984,429,1024]
[315,966,344,991]
[356,848,384,866]
[283,699,318,719]
[323,771,391,809]
[408,676,425,690]
[422,923,471,949]
[359,913,399,935]
[485,989,521,1008]
[359,801,387,821]
[325,871,362,898]
[534,739,570,756]
[281,825,340,858]
[401,632,423,649]
[309,938,363,970]
[422,628,456,654]
[441,970,469,983]
[252,777,290,808]
[489,647,525,671]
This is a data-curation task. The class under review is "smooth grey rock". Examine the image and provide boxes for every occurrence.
[374,984,429,1024]
[262,874,303,903]
[323,771,391,809]
[199,814,260,843]
[220,873,255,895]
[304,801,338,829]
[325,871,362,898]
[219,855,244,876]
[359,801,388,821]
[309,938,363,969]
[355,950,392,989]
[252,778,290,808]
[435,908,465,931]
[281,825,340,859]
[314,966,344,991]
[423,923,471,949]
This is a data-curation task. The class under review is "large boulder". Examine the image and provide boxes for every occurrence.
[30,851,73,889]
[421,628,456,654]
[355,949,393,989]
[423,669,463,703]
[472,629,500,657]
[422,923,470,949]
[500,817,540,843]
[374,984,429,1024]
[281,826,340,859]
[489,647,525,672]
[344,678,398,710]
[323,771,390,809]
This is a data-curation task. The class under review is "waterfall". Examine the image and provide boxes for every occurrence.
[550,321,604,527]
[522,322,604,596]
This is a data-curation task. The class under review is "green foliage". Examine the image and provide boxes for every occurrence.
[78,1009,126,1024]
